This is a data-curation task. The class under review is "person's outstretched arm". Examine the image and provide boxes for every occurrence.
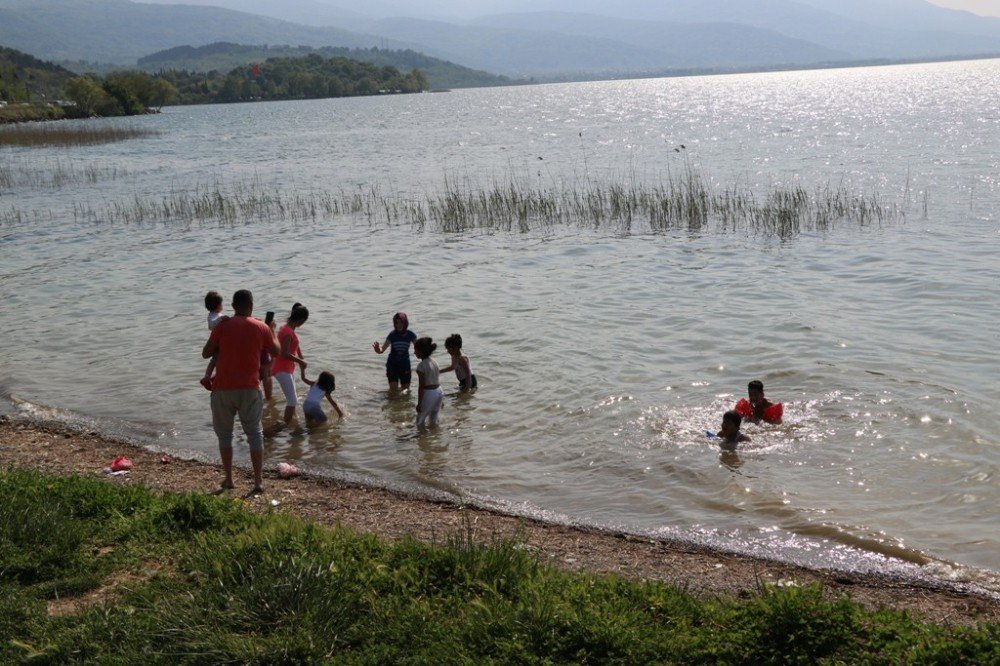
[326,395,344,418]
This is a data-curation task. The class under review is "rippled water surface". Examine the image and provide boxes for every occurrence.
[2,59,998,589]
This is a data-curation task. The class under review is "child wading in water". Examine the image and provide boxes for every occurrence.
[716,410,751,450]
[414,337,443,427]
[441,333,476,392]
[300,369,344,425]
[372,312,417,392]
[200,290,227,390]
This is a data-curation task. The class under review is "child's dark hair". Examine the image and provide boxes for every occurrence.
[414,337,437,357]
[288,302,309,325]
[722,410,743,428]
[317,371,335,393]
[393,311,409,330]
[204,290,223,311]
[444,334,463,350]
[748,380,764,393]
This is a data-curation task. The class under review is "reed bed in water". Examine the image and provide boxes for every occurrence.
[0,159,130,189]
[14,170,897,236]
[0,125,158,148]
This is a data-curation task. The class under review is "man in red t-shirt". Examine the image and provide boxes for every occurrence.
[202,289,279,493]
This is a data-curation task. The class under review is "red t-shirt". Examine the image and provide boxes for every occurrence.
[271,324,301,376]
[208,316,276,391]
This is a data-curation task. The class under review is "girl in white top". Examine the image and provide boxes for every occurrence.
[299,369,343,425]
[414,337,443,427]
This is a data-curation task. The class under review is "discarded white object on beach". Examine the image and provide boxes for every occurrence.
[277,462,300,478]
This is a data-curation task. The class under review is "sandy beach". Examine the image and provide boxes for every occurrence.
[1,416,997,626]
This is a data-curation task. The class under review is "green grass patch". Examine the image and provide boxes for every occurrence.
[0,104,67,125]
[1,469,997,664]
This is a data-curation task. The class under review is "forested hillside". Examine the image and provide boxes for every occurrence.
[0,45,75,103]
[139,43,510,89]
[160,53,428,103]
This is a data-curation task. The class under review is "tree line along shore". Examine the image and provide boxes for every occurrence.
[1,417,998,663]
[1,45,430,124]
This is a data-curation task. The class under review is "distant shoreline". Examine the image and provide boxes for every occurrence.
[530,52,1000,85]
[1,416,997,625]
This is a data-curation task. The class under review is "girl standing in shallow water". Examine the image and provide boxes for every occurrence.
[414,337,443,427]
[372,312,417,392]
[272,303,309,425]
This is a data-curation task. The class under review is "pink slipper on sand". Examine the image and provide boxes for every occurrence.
[109,456,132,472]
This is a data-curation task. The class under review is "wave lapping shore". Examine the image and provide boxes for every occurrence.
[0,417,997,625]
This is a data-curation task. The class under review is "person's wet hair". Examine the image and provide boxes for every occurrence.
[317,371,336,393]
[723,410,743,428]
[414,337,437,357]
[748,380,764,393]
[445,333,463,350]
[204,290,223,311]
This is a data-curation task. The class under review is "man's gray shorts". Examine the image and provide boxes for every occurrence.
[211,389,264,452]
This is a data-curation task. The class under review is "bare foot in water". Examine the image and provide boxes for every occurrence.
[263,422,284,438]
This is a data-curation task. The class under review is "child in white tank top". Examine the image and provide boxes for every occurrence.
[300,369,343,425]
[414,337,443,427]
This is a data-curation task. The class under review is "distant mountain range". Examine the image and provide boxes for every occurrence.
[0,0,413,65]
[1,0,998,81]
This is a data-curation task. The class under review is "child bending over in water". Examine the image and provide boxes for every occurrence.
[200,290,228,390]
[414,337,443,427]
[300,368,343,425]
[441,333,476,392]
[716,410,750,449]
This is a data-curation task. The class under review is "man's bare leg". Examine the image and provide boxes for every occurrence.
[220,446,234,489]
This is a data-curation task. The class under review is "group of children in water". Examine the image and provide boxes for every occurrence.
[201,291,779,446]
[201,293,476,429]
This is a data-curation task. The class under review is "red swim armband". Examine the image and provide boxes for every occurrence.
[763,403,783,424]
[735,398,753,418]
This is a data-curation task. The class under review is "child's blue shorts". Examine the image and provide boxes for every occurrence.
[386,362,412,385]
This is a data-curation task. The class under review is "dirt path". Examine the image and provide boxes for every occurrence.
[1,417,996,625]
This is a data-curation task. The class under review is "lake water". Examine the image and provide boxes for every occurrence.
[2,59,998,593]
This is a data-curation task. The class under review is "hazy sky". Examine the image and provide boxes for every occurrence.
[928,0,1000,16]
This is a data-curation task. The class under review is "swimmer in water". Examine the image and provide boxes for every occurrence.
[716,410,750,449]
[738,380,783,424]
